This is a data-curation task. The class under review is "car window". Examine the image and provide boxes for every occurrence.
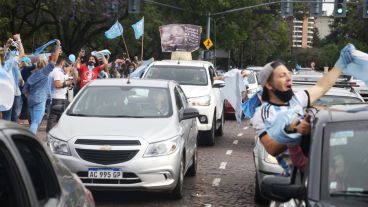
[174,87,184,111]
[247,73,257,84]
[145,65,208,86]
[68,86,173,117]
[324,121,368,197]
[209,66,215,84]
[177,86,188,108]
[0,141,28,207]
[12,135,60,206]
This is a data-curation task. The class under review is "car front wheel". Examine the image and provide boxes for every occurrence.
[170,156,184,199]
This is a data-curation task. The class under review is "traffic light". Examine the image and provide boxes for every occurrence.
[334,0,346,17]
[363,0,368,18]
[309,0,323,17]
[128,0,141,14]
[281,0,293,17]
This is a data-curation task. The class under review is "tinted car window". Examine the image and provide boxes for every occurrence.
[325,121,368,197]
[13,136,60,205]
[145,66,208,86]
[69,86,173,117]
[0,142,24,207]
[174,87,184,111]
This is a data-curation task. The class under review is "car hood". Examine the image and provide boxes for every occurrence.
[50,115,180,143]
[180,85,210,98]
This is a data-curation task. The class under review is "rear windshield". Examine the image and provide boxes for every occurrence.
[145,65,208,86]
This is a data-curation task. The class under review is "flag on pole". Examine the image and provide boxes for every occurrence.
[105,21,124,39]
[131,17,144,39]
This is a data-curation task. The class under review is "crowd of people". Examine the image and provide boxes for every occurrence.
[0,34,143,134]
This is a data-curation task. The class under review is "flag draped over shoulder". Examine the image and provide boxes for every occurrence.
[131,17,144,39]
[105,21,124,39]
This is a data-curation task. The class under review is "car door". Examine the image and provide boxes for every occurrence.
[4,129,63,207]
[0,131,37,207]
[177,85,197,158]
[209,66,223,120]
[174,87,192,168]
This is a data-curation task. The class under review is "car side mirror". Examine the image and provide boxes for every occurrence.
[213,80,225,88]
[261,175,306,202]
[181,108,199,120]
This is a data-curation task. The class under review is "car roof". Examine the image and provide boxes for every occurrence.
[87,78,173,88]
[292,85,360,99]
[246,66,263,71]
[151,60,213,67]
[0,120,29,131]
[319,104,368,122]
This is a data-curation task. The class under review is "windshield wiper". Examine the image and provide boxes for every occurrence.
[331,190,368,197]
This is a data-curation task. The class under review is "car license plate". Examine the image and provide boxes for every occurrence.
[88,168,123,179]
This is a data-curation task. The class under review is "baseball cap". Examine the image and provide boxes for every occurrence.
[20,57,32,66]
[258,61,284,87]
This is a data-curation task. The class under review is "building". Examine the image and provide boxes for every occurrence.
[292,16,314,48]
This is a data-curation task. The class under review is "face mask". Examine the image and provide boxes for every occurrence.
[273,89,294,102]
[88,65,94,71]
[88,61,95,67]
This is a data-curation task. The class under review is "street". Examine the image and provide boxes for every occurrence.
[35,118,263,207]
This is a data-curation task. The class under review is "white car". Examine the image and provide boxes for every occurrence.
[143,60,225,146]
[48,79,199,199]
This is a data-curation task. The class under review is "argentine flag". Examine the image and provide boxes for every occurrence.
[0,66,15,111]
[131,17,144,39]
[105,21,124,39]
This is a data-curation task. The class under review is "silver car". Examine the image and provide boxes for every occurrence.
[252,83,365,204]
[0,120,94,207]
[48,79,199,199]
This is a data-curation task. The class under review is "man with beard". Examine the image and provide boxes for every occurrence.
[76,52,108,89]
[252,44,355,157]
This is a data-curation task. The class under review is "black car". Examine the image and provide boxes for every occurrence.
[261,104,368,207]
[0,120,94,207]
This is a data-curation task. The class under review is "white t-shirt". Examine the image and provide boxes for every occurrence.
[49,67,67,99]
[251,90,310,138]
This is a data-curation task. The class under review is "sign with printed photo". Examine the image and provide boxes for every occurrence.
[159,24,202,52]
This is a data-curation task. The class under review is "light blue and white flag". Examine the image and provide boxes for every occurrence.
[131,17,144,39]
[105,21,124,39]
[33,39,57,55]
[0,66,15,111]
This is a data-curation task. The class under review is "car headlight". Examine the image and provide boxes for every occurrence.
[188,95,211,106]
[144,136,180,157]
[264,154,278,164]
[47,134,71,156]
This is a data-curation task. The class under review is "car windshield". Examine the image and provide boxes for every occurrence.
[247,73,257,84]
[314,95,363,106]
[325,121,368,197]
[145,65,208,86]
[68,86,172,118]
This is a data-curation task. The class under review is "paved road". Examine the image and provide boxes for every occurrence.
[66,119,264,207]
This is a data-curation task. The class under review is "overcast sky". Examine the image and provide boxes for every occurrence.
[323,0,334,16]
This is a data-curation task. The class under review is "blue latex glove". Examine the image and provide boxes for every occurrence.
[334,43,355,71]
[342,49,368,85]
[265,109,302,145]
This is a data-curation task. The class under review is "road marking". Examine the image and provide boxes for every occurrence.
[226,150,233,155]
[237,133,243,137]
[233,140,238,145]
[219,162,227,169]
[243,126,248,130]
[212,178,221,186]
